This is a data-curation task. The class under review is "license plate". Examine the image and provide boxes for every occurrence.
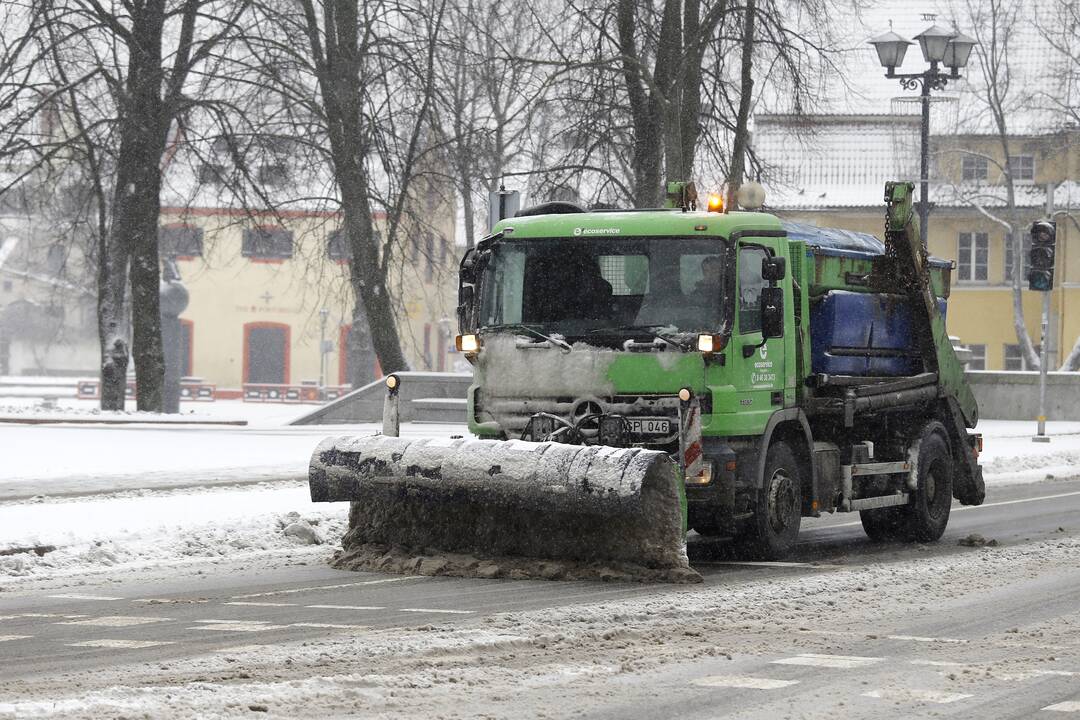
[628,417,671,435]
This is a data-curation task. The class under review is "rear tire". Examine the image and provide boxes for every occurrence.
[896,424,953,542]
[735,441,802,560]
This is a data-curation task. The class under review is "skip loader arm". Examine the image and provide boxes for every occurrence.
[882,181,985,505]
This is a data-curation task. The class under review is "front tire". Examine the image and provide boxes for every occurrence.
[735,441,802,559]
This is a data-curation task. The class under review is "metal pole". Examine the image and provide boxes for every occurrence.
[1034,291,1051,442]
[382,374,400,437]
[919,74,931,251]
[318,308,328,391]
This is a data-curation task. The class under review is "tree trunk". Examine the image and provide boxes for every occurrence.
[617,0,665,208]
[110,1,169,412]
[304,0,409,375]
[728,0,756,204]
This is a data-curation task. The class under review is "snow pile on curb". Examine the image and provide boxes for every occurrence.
[0,483,346,581]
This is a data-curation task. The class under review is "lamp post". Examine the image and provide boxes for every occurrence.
[869,21,975,250]
[318,307,329,391]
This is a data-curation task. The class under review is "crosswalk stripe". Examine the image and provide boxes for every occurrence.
[290,623,368,630]
[58,616,170,627]
[399,608,474,615]
[231,576,421,599]
[225,602,297,607]
[863,688,973,704]
[67,639,173,649]
[189,622,288,632]
[306,604,386,611]
[1044,701,1080,712]
[47,594,123,601]
[888,634,966,644]
[0,635,31,642]
[692,675,799,690]
[772,653,883,669]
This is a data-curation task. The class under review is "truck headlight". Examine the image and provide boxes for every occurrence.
[685,460,714,486]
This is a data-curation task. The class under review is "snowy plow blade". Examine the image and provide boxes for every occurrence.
[309,435,700,583]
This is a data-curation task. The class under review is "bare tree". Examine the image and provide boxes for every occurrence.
[247,0,450,384]
[1,0,253,410]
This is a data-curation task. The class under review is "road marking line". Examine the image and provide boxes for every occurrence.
[697,561,843,569]
[888,634,967,644]
[47,594,123,601]
[863,688,972,704]
[827,489,1080,528]
[189,622,289,632]
[193,619,271,624]
[772,653,884,669]
[909,659,968,667]
[132,598,208,605]
[692,675,799,690]
[58,616,171,627]
[290,623,368,630]
[1036,670,1080,677]
[399,608,475,615]
[1,613,87,619]
[305,605,386,611]
[224,602,297,607]
[1044,701,1080,712]
[0,635,31,642]
[67,639,174,649]
[231,576,421,600]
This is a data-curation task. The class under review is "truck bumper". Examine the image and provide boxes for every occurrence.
[685,441,739,534]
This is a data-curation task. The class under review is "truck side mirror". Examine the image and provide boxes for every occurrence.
[760,286,783,339]
[762,255,786,282]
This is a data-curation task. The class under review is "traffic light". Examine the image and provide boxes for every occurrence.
[1028,220,1057,292]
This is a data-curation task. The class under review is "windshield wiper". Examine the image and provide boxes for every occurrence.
[485,323,572,352]
[587,325,694,351]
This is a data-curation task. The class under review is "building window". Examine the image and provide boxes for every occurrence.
[159,225,204,259]
[243,322,290,384]
[962,155,989,182]
[957,232,988,282]
[423,322,432,369]
[242,226,293,260]
[327,229,349,261]
[1008,155,1035,183]
[424,234,435,282]
[1003,343,1039,371]
[258,162,288,187]
[198,162,226,185]
[967,343,986,370]
[45,243,65,274]
[1003,231,1032,284]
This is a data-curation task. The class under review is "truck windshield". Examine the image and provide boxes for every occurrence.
[478,236,727,338]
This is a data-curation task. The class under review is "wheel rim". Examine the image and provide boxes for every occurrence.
[925,458,949,520]
[767,469,797,534]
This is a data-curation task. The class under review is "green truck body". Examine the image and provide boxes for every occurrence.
[456,183,984,557]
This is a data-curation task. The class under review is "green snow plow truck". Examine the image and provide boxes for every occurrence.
[308,181,984,581]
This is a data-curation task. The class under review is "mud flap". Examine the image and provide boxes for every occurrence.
[940,398,985,506]
[309,435,700,582]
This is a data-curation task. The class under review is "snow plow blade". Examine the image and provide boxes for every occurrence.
[309,435,699,583]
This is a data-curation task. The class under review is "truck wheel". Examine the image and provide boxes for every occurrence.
[897,423,953,542]
[735,441,802,559]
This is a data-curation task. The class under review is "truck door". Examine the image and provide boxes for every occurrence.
[731,241,786,433]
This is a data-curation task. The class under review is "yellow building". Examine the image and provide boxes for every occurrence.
[757,115,1079,370]
[159,203,459,396]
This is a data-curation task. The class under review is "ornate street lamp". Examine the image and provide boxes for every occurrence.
[869,20,975,249]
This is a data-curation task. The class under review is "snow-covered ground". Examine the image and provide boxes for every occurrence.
[1,406,1078,587]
